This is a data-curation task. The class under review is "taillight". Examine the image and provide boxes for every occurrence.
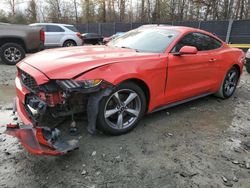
[40,29,45,42]
[76,32,82,39]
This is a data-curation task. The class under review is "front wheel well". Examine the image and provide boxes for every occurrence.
[232,64,241,75]
[119,78,150,111]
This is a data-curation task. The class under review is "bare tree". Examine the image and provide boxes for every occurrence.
[6,0,18,15]
[46,0,61,22]
[26,0,37,23]
[74,0,79,24]
[2,0,250,24]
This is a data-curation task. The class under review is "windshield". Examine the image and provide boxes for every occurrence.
[65,26,78,32]
[108,28,179,53]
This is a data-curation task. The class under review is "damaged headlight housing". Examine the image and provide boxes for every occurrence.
[56,79,102,90]
[81,79,102,88]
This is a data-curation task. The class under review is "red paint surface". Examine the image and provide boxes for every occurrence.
[11,26,245,155]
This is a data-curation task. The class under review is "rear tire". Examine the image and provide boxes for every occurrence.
[0,43,25,65]
[215,67,239,99]
[63,40,77,47]
[97,82,146,135]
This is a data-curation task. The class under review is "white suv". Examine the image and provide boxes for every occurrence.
[30,23,83,47]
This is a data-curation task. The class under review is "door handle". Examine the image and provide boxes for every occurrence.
[209,58,217,62]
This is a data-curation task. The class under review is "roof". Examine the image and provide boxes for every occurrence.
[138,25,224,42]
[30,23,74,27]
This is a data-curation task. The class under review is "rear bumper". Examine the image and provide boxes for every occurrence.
[76,38,84,46]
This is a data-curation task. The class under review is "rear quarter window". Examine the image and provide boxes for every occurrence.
[46,25,65,32]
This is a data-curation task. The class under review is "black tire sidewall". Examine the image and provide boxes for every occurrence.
[0,43,25,65]
[222,67,239,98]
[97,82,147,135]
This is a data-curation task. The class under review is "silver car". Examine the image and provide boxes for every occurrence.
[30,23,83,47]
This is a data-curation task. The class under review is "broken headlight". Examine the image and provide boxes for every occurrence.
[80,79,102,88]
[56,79,102,90]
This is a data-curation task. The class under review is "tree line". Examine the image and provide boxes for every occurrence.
[0,0,249,25]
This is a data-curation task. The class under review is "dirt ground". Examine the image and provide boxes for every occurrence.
[0,61,250,188]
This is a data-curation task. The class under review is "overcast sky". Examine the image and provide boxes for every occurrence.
[1,0,28,13]
[1,0,77,13]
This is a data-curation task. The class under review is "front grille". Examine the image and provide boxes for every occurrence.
[19,70,38,91]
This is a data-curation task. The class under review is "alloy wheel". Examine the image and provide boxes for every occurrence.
[104,89,141,130]
[4,47,22,63]
[224,69,238,96]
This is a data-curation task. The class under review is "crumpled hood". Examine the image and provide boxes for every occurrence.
[21,46,157,79]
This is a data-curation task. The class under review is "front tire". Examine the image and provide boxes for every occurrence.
[97,82,146,135]
[215,67,239,99]
[0,43,25,65]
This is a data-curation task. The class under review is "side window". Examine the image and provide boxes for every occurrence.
[172,33,196,52]
[172,32,222,52]
[209,37,222,50]
[192,33,210,51]
[89,33,96,38]
[46,25,64,32]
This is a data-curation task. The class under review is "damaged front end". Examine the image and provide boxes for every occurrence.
[6,67,113,156]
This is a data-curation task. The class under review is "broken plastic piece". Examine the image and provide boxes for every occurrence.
[87,87,113,134]
[5,123,79,156]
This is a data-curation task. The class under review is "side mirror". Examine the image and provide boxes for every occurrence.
[173,46,198,56]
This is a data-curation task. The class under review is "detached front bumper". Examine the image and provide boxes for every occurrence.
[6,63,113,155]
[5,97,79,156]
[5,77,79,156]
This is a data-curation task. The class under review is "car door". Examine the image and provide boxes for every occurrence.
[45,25,65,47]
[165,32,222,103]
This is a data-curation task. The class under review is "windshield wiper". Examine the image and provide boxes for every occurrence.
[120,46,140,52]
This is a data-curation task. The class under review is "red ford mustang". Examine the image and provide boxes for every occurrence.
[7,26,245,155]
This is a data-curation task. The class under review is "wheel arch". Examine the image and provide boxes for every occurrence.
[62,39,76,46]
[118,78,150,112]
[0,37,26,51]
[232,64,241,75]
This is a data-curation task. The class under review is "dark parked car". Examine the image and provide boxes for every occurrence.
[81,33,103,45]
[0,23,44,65]
[103,32,124,44]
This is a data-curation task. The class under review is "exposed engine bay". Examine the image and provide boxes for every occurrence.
[6,69,113,155]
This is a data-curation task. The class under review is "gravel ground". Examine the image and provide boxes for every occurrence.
[0,61,250,188]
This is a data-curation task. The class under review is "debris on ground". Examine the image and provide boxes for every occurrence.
[4,151,11,155]
[233,176,239,182]
[241,141,250,150]
[81,170,87,175]
[179,171,198,178]
[223,181,233,187]
[232,160,239,164]
[221,176,228,182]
